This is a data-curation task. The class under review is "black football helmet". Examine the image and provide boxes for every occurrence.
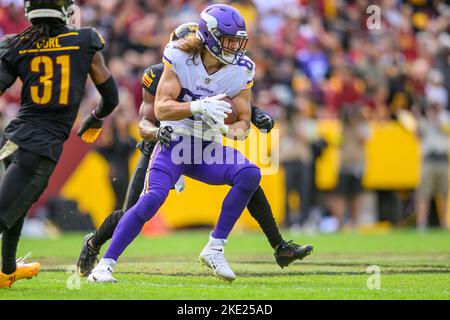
[24,0,75,24]
[170,22,198,42]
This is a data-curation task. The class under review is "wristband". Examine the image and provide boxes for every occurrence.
[91,110,104,120]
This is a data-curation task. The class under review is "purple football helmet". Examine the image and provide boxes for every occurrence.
[197,4,248,65]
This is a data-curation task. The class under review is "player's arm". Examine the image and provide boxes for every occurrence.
[89,51,119,117]
[138,90,157,140]
[226,89,252,140]
[77,51,119,143]
[155,66,231,122]
[0,62,15,96]
[154,66,191,121]
[0,52,18,98]
[138,89,173,147]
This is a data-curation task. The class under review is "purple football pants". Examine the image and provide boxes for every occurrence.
[104,136,261,261]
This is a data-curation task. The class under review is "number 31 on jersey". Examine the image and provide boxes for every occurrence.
[30,55,70,106]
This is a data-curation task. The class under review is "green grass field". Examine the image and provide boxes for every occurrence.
[1,230,449,300]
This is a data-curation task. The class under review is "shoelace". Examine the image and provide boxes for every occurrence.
[16,252,32,265]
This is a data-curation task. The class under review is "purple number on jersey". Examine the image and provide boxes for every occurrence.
[238,58,254,72]
[178,88,202,102]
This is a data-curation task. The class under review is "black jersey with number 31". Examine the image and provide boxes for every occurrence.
[0,26,105,161]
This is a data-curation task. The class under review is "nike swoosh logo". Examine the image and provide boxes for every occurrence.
[211,248,223,253]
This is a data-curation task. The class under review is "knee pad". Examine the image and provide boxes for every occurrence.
[234,165,261,192]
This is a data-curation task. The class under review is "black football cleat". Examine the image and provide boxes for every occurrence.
[77,233,100,277]
[274,240,313,268]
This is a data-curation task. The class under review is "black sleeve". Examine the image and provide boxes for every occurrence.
[94,76,119,118]
[141,63,164,96]
[0,41,18,92]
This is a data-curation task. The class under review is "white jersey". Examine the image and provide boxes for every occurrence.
[161,41,255,141]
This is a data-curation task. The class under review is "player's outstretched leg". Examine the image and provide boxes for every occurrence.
[246,186,314,268]
[0,217,41,288]
[87,149,180,284]
[77,150,151,277]
[0,150,54,288]
[196,160,261,282]
[76,210,123,277]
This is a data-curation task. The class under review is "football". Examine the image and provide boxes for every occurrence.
[222,97,239,125]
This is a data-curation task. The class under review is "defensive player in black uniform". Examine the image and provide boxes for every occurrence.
[77,23,313,277]
[0,0,119,288]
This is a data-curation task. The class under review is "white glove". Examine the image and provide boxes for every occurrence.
[174,175,186,193]
[190,94,232,123]
[201,114,229,134]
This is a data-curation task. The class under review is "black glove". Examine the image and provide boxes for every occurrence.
[156,125,174,147]
[77,112,103,144]
[252,108,275,133]
[252,106,275,133]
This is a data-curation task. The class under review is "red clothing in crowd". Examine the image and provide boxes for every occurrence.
[0,7,29,35]
[325,77,365,114]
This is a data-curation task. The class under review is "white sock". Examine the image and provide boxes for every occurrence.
[209,234,227,247]
[98,258,116,268]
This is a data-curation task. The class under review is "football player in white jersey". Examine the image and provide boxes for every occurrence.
[76,22,313,279]
[88,4,302,283]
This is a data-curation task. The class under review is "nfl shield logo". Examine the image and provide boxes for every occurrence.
[204,78,211,84]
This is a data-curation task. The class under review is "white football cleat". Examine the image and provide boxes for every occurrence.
[87,260,117,283]
[199,236,236,282]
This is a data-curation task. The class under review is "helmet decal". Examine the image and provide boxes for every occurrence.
[170,22,198,42]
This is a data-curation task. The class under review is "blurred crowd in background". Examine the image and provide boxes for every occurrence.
[0,0,449,233]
